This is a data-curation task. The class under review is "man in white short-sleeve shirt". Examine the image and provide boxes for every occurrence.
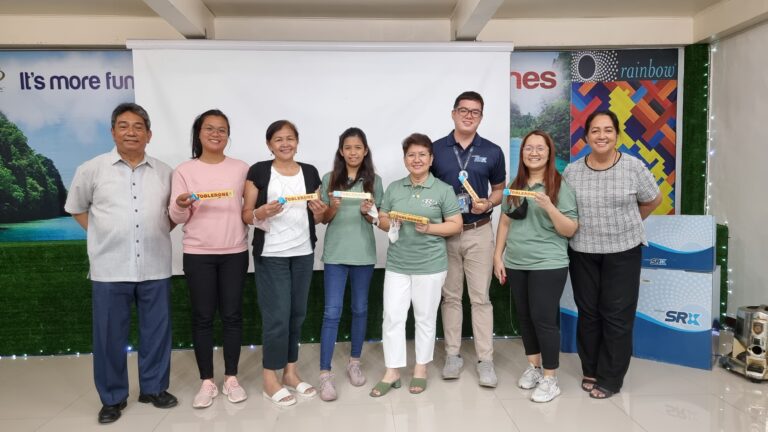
[65,103,177,424]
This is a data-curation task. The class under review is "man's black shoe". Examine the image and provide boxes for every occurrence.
[98,400,127,424]
[138,390,178,408]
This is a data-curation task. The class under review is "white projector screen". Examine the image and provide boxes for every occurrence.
[129,41,512,273]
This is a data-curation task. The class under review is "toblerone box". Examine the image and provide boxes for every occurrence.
[458,175,481,202]
[502,188,537,198]
[332,191,373,200]
[193,189,234,200]
[278,192,320,204]
[388,211,429,225]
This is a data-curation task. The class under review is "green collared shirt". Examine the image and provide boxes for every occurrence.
[380,173,460,275]
[320,173,384,265]
[501,181,578,270]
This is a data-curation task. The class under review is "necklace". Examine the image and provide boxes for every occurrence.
[586,151,619,171]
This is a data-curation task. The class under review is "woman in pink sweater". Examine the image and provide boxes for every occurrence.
[169,109,249,409]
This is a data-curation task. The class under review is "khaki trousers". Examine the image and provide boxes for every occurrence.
[440,222,494,361]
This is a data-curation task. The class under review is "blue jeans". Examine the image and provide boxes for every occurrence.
[320,264,374,371]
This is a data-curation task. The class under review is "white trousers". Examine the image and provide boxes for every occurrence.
[382,270,447,368]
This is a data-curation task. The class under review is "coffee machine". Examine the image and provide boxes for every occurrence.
[720,305,768,382]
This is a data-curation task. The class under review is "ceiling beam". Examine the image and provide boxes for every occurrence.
[694,0,768,42]
[451,0,504,41]
[142,0,214,39]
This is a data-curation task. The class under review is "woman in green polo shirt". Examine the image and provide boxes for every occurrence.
[493,130,578,403]
[317,127,384,401]
[369,133,463,397]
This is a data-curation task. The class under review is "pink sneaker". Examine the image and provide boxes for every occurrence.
[347,360,366,386]
[192,380,218,408]
[222,376,248,403]
[319,372,337,402]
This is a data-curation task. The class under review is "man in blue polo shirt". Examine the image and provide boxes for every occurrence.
[431,91,506,387]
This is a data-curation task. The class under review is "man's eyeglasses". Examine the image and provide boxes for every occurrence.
[203,126,228,136]
[455,107,483,118]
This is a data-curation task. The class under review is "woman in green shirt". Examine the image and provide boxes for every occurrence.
[493,130,578,403]
[369,133,463,397]
[317,127,384,401]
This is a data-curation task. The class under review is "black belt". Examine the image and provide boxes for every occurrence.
[463,217,491,231]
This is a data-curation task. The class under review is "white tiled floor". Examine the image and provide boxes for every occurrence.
[1,339,766,431]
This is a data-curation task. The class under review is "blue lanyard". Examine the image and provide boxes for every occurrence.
[453,145,474,172]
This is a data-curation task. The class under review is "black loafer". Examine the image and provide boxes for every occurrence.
[98,400,127,424]
[138,390,178,408]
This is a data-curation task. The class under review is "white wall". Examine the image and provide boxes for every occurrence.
[710,20,768,314]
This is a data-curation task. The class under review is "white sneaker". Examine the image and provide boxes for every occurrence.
[223,376,248,403]
[192,380,218,408]
[531,376,561,403]
[517,363,543,389]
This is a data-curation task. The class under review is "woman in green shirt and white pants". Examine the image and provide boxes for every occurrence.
[370,133,463,397]
[493,130,578,403]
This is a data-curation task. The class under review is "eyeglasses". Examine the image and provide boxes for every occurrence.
[455,107,483,118]
[522,146,548,153]
[203,126,228,136]
[405,152,430,160]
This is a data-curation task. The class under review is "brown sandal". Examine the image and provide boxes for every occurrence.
[589,385,615,399]
[581,377,597,392]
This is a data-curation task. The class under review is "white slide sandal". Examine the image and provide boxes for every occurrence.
[285,382,317,399]
[262,387,296,407]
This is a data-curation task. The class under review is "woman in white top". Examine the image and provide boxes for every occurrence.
[241,120,328,407]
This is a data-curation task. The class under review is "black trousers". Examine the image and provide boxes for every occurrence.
[568,245,642,393]
[184,251,249,379]
[507,267,568,370]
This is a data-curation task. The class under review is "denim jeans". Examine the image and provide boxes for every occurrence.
[319,263,374,371]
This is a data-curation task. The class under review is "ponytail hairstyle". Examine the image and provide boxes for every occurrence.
[191,109,230,159]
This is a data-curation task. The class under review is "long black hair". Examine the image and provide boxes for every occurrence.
[329,127,376,194]
[191,109,230,159]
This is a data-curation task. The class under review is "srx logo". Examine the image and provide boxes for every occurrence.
[665,311,701,326]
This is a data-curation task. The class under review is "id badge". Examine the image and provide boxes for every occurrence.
[457,193,471,213]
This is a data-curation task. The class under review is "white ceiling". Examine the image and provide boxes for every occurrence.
[1,0,761,47]
[0,0,721,19]
[493,0,721,19]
